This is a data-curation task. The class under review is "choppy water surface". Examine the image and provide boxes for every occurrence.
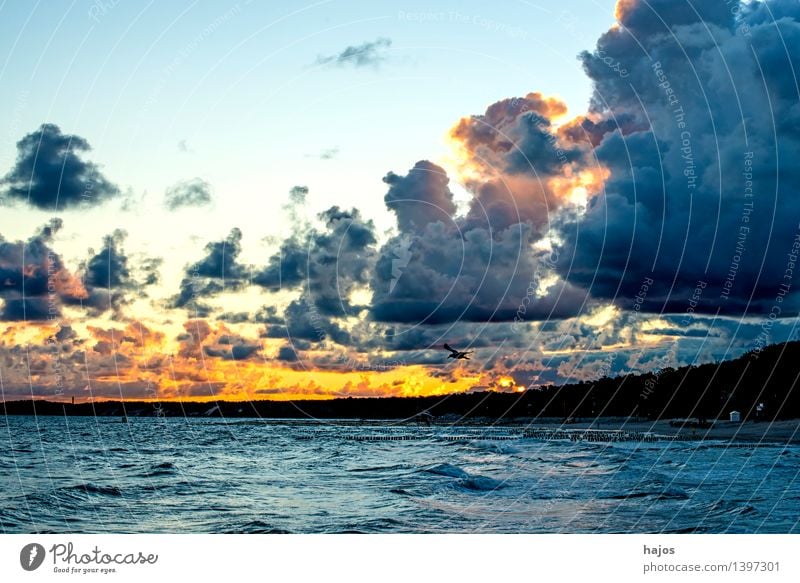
[1,416,798,533]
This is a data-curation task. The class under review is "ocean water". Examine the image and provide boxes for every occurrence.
[1,416,798,534]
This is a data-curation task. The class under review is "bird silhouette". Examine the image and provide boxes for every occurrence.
[444,343,473,360]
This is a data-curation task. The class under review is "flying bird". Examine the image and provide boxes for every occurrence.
[444,343,473,360]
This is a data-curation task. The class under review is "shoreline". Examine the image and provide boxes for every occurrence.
[3,407,798,443]
[526,418,800,444]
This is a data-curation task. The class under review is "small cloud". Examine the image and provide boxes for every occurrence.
[319,147,339,160]
[164,178,213,211]
[177,139,193,154]
[315,37,392,69]
[277,345,299,362]
[288,185,308,205]
[1,123,119,210]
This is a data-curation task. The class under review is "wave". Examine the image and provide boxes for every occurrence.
[603,486,688,501]
[143,461,178,477]
[346,464,410,473]
[704,499,758,516]
[421,463,504,492]
[458,475,504,492]
[221,520,291,534]
[470,440,519,455]
[423,463,469,479]
[65,483,123,496]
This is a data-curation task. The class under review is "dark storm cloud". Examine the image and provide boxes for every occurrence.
[0,298,51,321]
[164,178,213,210]
[0,222,160,321]
[254,205,377,312]
[204,343,260,361]
[79,230,133,314]
[216,311,250,323]
[262,296,352,346]
[75,231,161,315]
[559,113,646,148]
[372,162,590,326]
[171,228,250,311]
[257,207,378,347]
[251,187,313,291]
[1,124,119,210]
[277,345,299,362]
[372,221,589,324]
[383,161,457,234]
[0,219,88,321]
[139,256,162,286]
[190,228,247,280]
[315,37,392,68]
[252,237,308,291]
[616,0,733,35]
[83,230,130,290]
[556,0,800,317]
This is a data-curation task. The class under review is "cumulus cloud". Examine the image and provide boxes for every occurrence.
[11,0,797,393]
[0,320,168,400]
[164,178,213,210]
[383,161,457,233]
[371,161,590,326]
[79,230,134,314]
[256,205,378,347]
[449,92,596,233]
[0,219,88,321]
[83,230,131,290]
[315,37,392,68]
[277,344,299,363]
[1,124,119,210]
[171,228,250,312]
[79,230,161,315]
[554,0,800,317]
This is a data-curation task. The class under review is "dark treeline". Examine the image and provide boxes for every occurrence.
[3,341,800,420]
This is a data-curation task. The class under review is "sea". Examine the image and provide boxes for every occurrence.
[1,416,798,533]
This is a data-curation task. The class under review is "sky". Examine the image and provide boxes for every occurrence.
[1,0,799,402]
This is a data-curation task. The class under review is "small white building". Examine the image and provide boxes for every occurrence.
[729,410,741,422]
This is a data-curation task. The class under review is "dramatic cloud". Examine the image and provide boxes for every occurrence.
[78,230,161,314]
[1,223,161,321]
[371,215,589,325]
[1,124,119,210]
[383,161,457,233]
[555,0,800,317]
[0,219,88,321]
[371,161,590,326]
[164,178,213,210]
[315,37,392,68]
[83,230,131,290]
[256,206,378,347]
[6,0,800,400]
[449,92,602,233]
[172,228,250,312]
[202,329,261,361]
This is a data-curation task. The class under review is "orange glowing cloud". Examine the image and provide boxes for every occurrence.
[0,316,526,402]
[443,91,610,231]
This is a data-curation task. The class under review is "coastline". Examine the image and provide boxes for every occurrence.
[3,399,799,443]
[525,418,800,444]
